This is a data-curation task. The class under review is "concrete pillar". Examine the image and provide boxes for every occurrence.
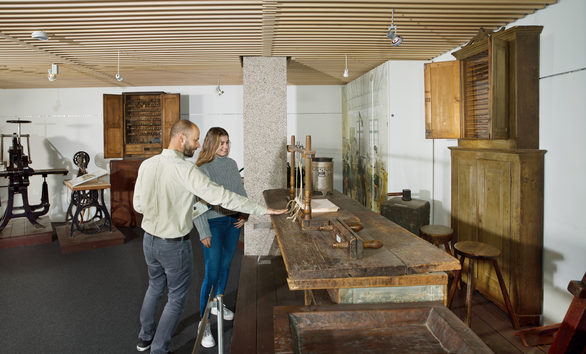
[242,56,287,255]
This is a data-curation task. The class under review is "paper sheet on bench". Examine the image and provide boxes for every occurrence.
[295,197,339,213]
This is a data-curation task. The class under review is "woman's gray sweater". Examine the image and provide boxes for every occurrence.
[193,156,247,240]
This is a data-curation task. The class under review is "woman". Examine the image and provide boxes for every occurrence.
[193,127,247,348]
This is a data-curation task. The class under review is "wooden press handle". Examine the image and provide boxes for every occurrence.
[345,222,363,232]
[332,240,383,249]
[363,240,383,248]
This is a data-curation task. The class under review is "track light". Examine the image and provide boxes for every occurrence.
[115,51,123,82]
[343,54,349,78]
[48,63,58,81]
[32,31,48,41]
[216,74,224,96]
[386,9,403,47]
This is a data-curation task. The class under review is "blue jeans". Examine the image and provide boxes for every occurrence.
[199,215,240,317]
[139,232,194,354]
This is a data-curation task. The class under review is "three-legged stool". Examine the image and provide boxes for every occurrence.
[420,224,454,256]
[447,240,520,329]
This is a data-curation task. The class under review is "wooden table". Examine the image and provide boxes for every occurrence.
[64,178,112,236]
[264,189,461,305]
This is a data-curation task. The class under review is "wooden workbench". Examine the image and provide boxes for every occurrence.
[264,189,461,305]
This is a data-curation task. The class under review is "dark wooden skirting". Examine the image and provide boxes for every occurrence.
[55,224,125,254]
[232,255,551,353]
[0,216,53,249]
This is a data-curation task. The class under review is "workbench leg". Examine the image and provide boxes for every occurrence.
[304,290,313,305]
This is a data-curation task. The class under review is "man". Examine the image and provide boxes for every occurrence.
[133,120,286,354]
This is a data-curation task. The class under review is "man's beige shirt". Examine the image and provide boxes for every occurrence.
[133,149,267,239]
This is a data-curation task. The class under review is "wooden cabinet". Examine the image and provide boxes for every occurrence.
[103,92,180,158]
[110,159,143,227]
[450,147,545,325]
[425,26,542,147]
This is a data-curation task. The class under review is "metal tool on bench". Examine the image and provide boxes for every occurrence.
[320,217,383,259]
[0,119,68,232]
[387,188,411,201]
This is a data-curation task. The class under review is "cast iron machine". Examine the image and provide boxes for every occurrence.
[0,119,68,232]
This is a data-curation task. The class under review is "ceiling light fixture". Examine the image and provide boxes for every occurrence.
[343,54,349,78]
[386,9,403,47]
[115,51,123,82]
[216,74,224,96]
[48,63,58,81]
[32,31,49,41]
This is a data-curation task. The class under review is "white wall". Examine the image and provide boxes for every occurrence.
[0,85,343,221]
[386,61,456,226]
[287,86,343,190]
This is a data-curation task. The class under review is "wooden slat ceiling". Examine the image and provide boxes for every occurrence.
[0,0,557,88]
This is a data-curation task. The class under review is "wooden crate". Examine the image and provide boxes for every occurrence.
[274,303,493,353]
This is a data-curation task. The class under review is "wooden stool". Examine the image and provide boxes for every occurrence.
[447,240,520,329]
[420,225,454,256]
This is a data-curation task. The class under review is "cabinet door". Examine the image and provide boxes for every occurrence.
[452,152,478,241]
[476,157,512,302]
[103,94,123,158]
[162,94,180,149]
[424,61,461,139]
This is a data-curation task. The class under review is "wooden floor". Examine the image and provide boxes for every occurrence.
[449,284,551,353]
[232,255,551,354]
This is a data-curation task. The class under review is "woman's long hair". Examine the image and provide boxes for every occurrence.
[196,127,229,167]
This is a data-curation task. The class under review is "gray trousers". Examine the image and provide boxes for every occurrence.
[138,232,194,354]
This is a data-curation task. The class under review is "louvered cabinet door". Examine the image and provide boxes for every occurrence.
[459,36,508,140]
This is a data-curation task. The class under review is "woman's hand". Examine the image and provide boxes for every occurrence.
[201,237,211,248]
[234,217,246,229]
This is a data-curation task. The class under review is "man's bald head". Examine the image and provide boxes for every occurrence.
[170,120,197,139]
[168,120,200,157]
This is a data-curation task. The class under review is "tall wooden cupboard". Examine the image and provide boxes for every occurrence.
[426,26,545,325]
[450,147,545,325]
[103,92,180,226]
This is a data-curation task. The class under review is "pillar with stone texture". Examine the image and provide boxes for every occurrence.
[242,56,287,255]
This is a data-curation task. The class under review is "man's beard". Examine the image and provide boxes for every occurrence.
[182,142,195,157]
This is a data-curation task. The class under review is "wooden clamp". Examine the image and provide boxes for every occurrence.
[287,135,316,222]
[320,217,382,259]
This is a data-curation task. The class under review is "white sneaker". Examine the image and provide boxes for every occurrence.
[199,320,216,348]
[210,301,234,320]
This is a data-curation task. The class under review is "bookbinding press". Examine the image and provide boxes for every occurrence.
[0,120,68,232]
